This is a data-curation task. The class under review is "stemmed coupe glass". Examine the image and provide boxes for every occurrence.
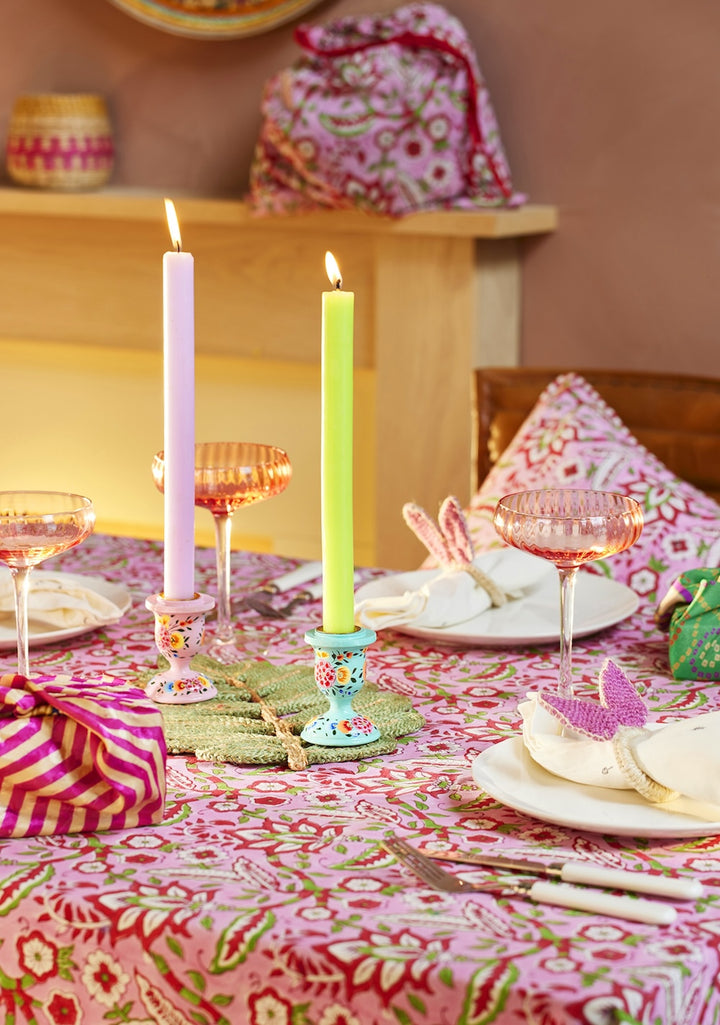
[153,442,292,663]
[0,491,95,678]
[493,489,643,696]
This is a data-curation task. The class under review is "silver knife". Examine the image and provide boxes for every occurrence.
[418,847,702,901]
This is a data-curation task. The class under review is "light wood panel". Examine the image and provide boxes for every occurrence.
[374,235,475,567]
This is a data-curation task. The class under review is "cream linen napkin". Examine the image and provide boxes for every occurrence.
[0,568,123,629]
[355,548,549,631]
[520,659,720,818]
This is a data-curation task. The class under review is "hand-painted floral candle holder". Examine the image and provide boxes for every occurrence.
[6,93,114,190]
[301,627,381,745]
[145,592,217,704]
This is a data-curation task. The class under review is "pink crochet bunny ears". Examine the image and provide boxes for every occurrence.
[402,496,474,569]
[402,496,507,606]
[539,659,648,741]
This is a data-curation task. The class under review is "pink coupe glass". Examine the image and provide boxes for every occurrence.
[153,442,292,663]
[494,489,643,696]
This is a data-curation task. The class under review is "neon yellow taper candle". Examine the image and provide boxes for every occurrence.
[321,251,355,634]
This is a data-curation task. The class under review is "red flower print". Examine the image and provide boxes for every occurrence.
[315,659,336,689]
[45,991,81,1025]
[592,947,627,961]
[249,987,293,1025]
[352,716,375,734]
[18,930,58,981]
[81,949,129,1007]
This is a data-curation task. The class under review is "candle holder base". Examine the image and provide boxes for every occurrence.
[145,592,217,704]
[301,627,381,746]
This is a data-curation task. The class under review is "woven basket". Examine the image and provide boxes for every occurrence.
[6,93,114,190]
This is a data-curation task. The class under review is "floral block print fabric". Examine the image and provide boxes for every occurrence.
[248,2,524,217]
[465,372,720,605]
[0,534,719,1025]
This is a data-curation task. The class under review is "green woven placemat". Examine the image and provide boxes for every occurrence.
[136,655,424,769]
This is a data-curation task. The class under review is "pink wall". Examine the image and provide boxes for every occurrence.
[1,0,718,374]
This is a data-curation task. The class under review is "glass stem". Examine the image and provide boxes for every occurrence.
[11,565,32,678]
[557,565,578,698]
[212,512,234,644]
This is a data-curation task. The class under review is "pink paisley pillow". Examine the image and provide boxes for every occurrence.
[466,373,720,604]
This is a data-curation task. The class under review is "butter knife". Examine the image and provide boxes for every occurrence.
[258,562,323,595]
[385,839,676,926]
[418,847,702,901]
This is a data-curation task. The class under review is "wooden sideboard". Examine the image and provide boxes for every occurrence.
[0,189,556,569]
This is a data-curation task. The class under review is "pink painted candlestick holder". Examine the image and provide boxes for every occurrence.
[145,592,217,704]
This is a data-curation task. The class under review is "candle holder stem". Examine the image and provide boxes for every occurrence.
[145,592,216,703]
[302,627,381,745]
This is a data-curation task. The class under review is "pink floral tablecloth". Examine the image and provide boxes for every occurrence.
[1,535,718,1025]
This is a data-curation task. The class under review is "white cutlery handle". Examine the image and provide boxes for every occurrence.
[560,863,702,901]
[267,562,323,593]
[300,580,324,600]
[528,881,676,925]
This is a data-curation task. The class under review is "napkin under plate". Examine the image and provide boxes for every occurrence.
[0,567,126,629]
[354,548,549,631]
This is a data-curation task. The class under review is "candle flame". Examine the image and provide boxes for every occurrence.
[164,198,182,252]
[325,251,342,289]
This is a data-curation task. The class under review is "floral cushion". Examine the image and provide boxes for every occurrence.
[465,372,720,604]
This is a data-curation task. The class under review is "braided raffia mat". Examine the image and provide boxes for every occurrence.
[137,655,424,769]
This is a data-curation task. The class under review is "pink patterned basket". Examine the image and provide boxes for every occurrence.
[0,672,166,837]
[6,93,114,191]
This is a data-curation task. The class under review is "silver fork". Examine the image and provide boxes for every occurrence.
[239,581,323,620]
[384,838,475,892]
[273,580,323,618]
[381,838,675,925]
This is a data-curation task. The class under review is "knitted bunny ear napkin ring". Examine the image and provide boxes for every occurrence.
[528,659,720,812]
[402,495,507,605]
[537,659,675,803]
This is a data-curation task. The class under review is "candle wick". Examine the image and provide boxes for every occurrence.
[175,241,182,253]
[334,279,342,290]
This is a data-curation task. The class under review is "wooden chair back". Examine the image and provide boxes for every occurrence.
[475,367,720,502]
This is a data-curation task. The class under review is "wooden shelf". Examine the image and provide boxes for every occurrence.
[0,186,557,239]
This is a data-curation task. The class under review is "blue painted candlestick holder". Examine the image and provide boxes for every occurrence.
[302,626,381,745]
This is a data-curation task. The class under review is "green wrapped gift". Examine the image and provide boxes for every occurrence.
[655,568,720,681]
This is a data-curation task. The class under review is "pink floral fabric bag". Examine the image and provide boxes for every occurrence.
[0,673,166,837]
[248,2,524,217]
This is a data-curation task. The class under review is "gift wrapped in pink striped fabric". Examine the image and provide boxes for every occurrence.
[0,673,166,837]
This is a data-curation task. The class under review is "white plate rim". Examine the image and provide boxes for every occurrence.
[354,566,639,646]
[0,570,132,650]
[472,736,720,838]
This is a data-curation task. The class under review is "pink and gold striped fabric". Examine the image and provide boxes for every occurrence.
[0,673,166,837]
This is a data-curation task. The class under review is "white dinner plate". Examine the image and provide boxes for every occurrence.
[354,567,639,646]
[472,737,720,838]
[0,571,132,650]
